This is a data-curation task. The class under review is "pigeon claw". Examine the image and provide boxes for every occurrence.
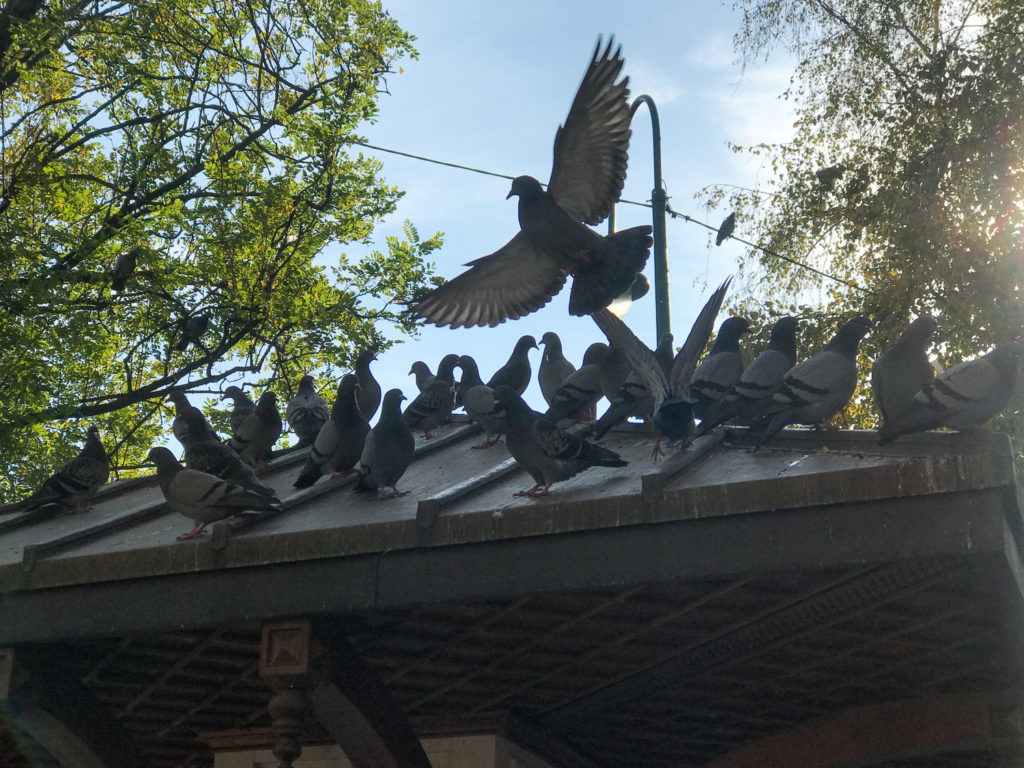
[651,436,665,461]
[176,523,208,541]
[514,484,550,498]
[377,487,411,500]
[472,435,503,449]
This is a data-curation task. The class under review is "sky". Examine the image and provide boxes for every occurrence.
[343,0,798,412]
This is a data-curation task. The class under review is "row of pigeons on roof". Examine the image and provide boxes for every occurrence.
[8,37,1023,539]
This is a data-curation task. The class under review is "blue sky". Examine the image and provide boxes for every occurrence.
[346,1,797,411]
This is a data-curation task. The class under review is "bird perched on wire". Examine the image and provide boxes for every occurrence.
[286,375,329,446]
[871,316,938,424]
[690,317,750,420]
[538,331,577,407]
[878,343,1024,445]
[230,391,282,465]
[715,212,736,246]
[19,426,110,513]
[293,375,370,488]
[357,389,416,499]
[487,335,538,395]
[413,38,652,327]
[404,353,459,439]
[354,348,381,421]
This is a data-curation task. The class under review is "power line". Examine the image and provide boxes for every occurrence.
[353,141,872,295]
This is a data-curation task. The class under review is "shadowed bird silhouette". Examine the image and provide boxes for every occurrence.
[815,164,845,190]
[714,212,736,246]
[413,37,652,327]
[871,316,938,424]
[487,335,537,395]
[110,246,139,293]
[222,386,256,436]
[230,391,282,465]
[357,389,416,499]
[690,317,750,420]
[543,342,607,423]
[179,412,278,501]
[354,348,382,421]
[19,426,109,513]
[404,353,459,439]
[169,390,219,447]
[588,332,674,440]
[408,360,434,393]
[539,331,577,407]
[174,313,210,352]
[456,355,508,449]
[293,375,370,488]
[286,375,330,446]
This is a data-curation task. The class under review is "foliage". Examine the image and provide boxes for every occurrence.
[708,0,1024,434]
[0,0,439,501]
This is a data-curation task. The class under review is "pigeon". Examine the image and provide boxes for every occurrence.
[179,412,279,500]
[222,386,256,436]
[174,313,210,352]
[293,375,370,488]
[878,343,1024,445]
[755,316,872,447]
[696,315,800,435]
[599,343,632,402]
[148,447,281,540]
[110,246,139,292]
[589,332,674,440]
[543,342,608,423]
[286,375,330,446]
[403,353,459,439]
[690,317,750,421]
[815,164,846,189]
[457,355,507,449]
[356,389,416,499]
[493,385,627,497]
[539,331,577,407]
[354,348,382,421]
[230,391,282,465]
[592,278,731,453]
[487,335,537,395]
[169,391,219,446]
[408,361,434,393]
[715,212,736,246]
[871,316,938,423]
[19,425,110,513]
[413,38,653,327]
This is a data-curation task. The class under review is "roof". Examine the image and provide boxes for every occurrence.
[2,422,1023,768]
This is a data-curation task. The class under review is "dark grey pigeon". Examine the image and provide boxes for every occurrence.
[878,343,1024,445]
[696,316,799,435]
[816,164,845,189]
[355,348,382,421]
[592,279,731,454]
[539,331,577,407]
[357,389,416,499]
[457,355,507,449]
[222,386,256,436]
[286,375,329,446]
[543,342,607,423]
[494,385,627,498]
[413,38,652,327]
[293,375,370,488]
[408,361,434,393]
[180,412,279,501]
[590,332,674,440]
[110,246,139,293]
[19,426,109,513]
[487,335,538,395]
[169,391,219,447]
[404,353,459,439]
[599,343,632,402]
[148,447,280,540]
[871,316,938,424]
[230,391,282,465]
[755,316,871,447]
[174,312,210,352]
[690,317,750,420]
[715,212,736,246]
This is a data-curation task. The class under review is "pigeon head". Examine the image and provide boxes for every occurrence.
[356,348,378,366]
[507,175,544,200]
[437,353,461,381]
[457,355,480,377]
[298,375,317,393]
[581,342,608,366]
[147,446,179,470]
[257,391,278,410]
[168,390,190,409]
[896,315,938,346]
[827,316,872,358]
[711,317,750,351]
[493,385,529,420]
[381,388,406,412]
[221,386,245,402]
[988,343,1024,378]
[334,374,358,403]
[409,361,431,377]
[514,335,539,353]
[767,316,800,361]
[540,331,562,349]
[84,426,106,454]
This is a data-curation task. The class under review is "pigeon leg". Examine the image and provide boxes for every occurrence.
[651,435,664,461]
[472,435,503,449]
[378,487,411,500]
[514,484,543,498]
[330,468,357,479]
[421,431,434,440]
[176,522,208,541]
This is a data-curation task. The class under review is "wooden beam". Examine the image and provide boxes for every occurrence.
[699,691,1024,768]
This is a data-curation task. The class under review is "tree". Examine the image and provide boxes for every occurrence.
[0,0,440,501]
[708,0,1024,432]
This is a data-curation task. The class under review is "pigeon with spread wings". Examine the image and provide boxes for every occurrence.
[413,38,652,328]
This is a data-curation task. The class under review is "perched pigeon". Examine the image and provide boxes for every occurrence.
[230,391,282,465]
[357,389,416,499]
[715,212,736,246]
[487,335,538,395]
[755,316,872,447]
[169,391,219,446]
[690,317,750,420]
[408,361,434,393]
[354,348,382,421]
[148,447,281,540]
[110,246,139,293]
[816,164,846,189]
[543,342,608,423]
[599,343,632,402]
[174,313,210,352]
[878,343,1024,445]
[404,353,459,439]
[19,426,110,513]
[286,375,330,446]
[293,375,370,488]
[589,332,674,440]
[494,385,627,497]
[539,331,577,407]
[696,316,799,435]
[179,412,279,500]
[413,38,652,327]
[871,316,938,423]
[592,279,731,453]
[457,355,507,449]
[222,386,256,436]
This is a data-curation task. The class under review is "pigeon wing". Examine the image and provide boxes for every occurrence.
[669,278,732,395]
[591,309,670,406]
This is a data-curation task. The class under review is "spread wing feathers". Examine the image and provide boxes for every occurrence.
[534,419,627,467]
[548,37,631,225]
[591,309,670,406]
[413,233,567,328]
[669,278,733,395]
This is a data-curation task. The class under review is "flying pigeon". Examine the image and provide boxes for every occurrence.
[110,246,139,293]
[174,313,210,352]
[413,38,652,327]
[696,315,799,435]
[539,331,577,407]
[592,278,731,453]
[354,348,382,421]
[457,355,507,449]
[222,386,256,436]
[169,391,219,446]
[179,412,279,500]
[494,385,627,497]
[715,212,736,246]
[19,425,110,513]
[356,389,416,499]
[690,317,750,420]
[293,375,370,488]
[286,375,330,446]
[404,353,459,439]
[230,391,282,465]
[148,447,281,540]
[878,343,1024,445]
[871,316,938,423]
[543,342,608,423]
[755,316,872,447]
[486,335,538,395]
[589,332,674,440]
